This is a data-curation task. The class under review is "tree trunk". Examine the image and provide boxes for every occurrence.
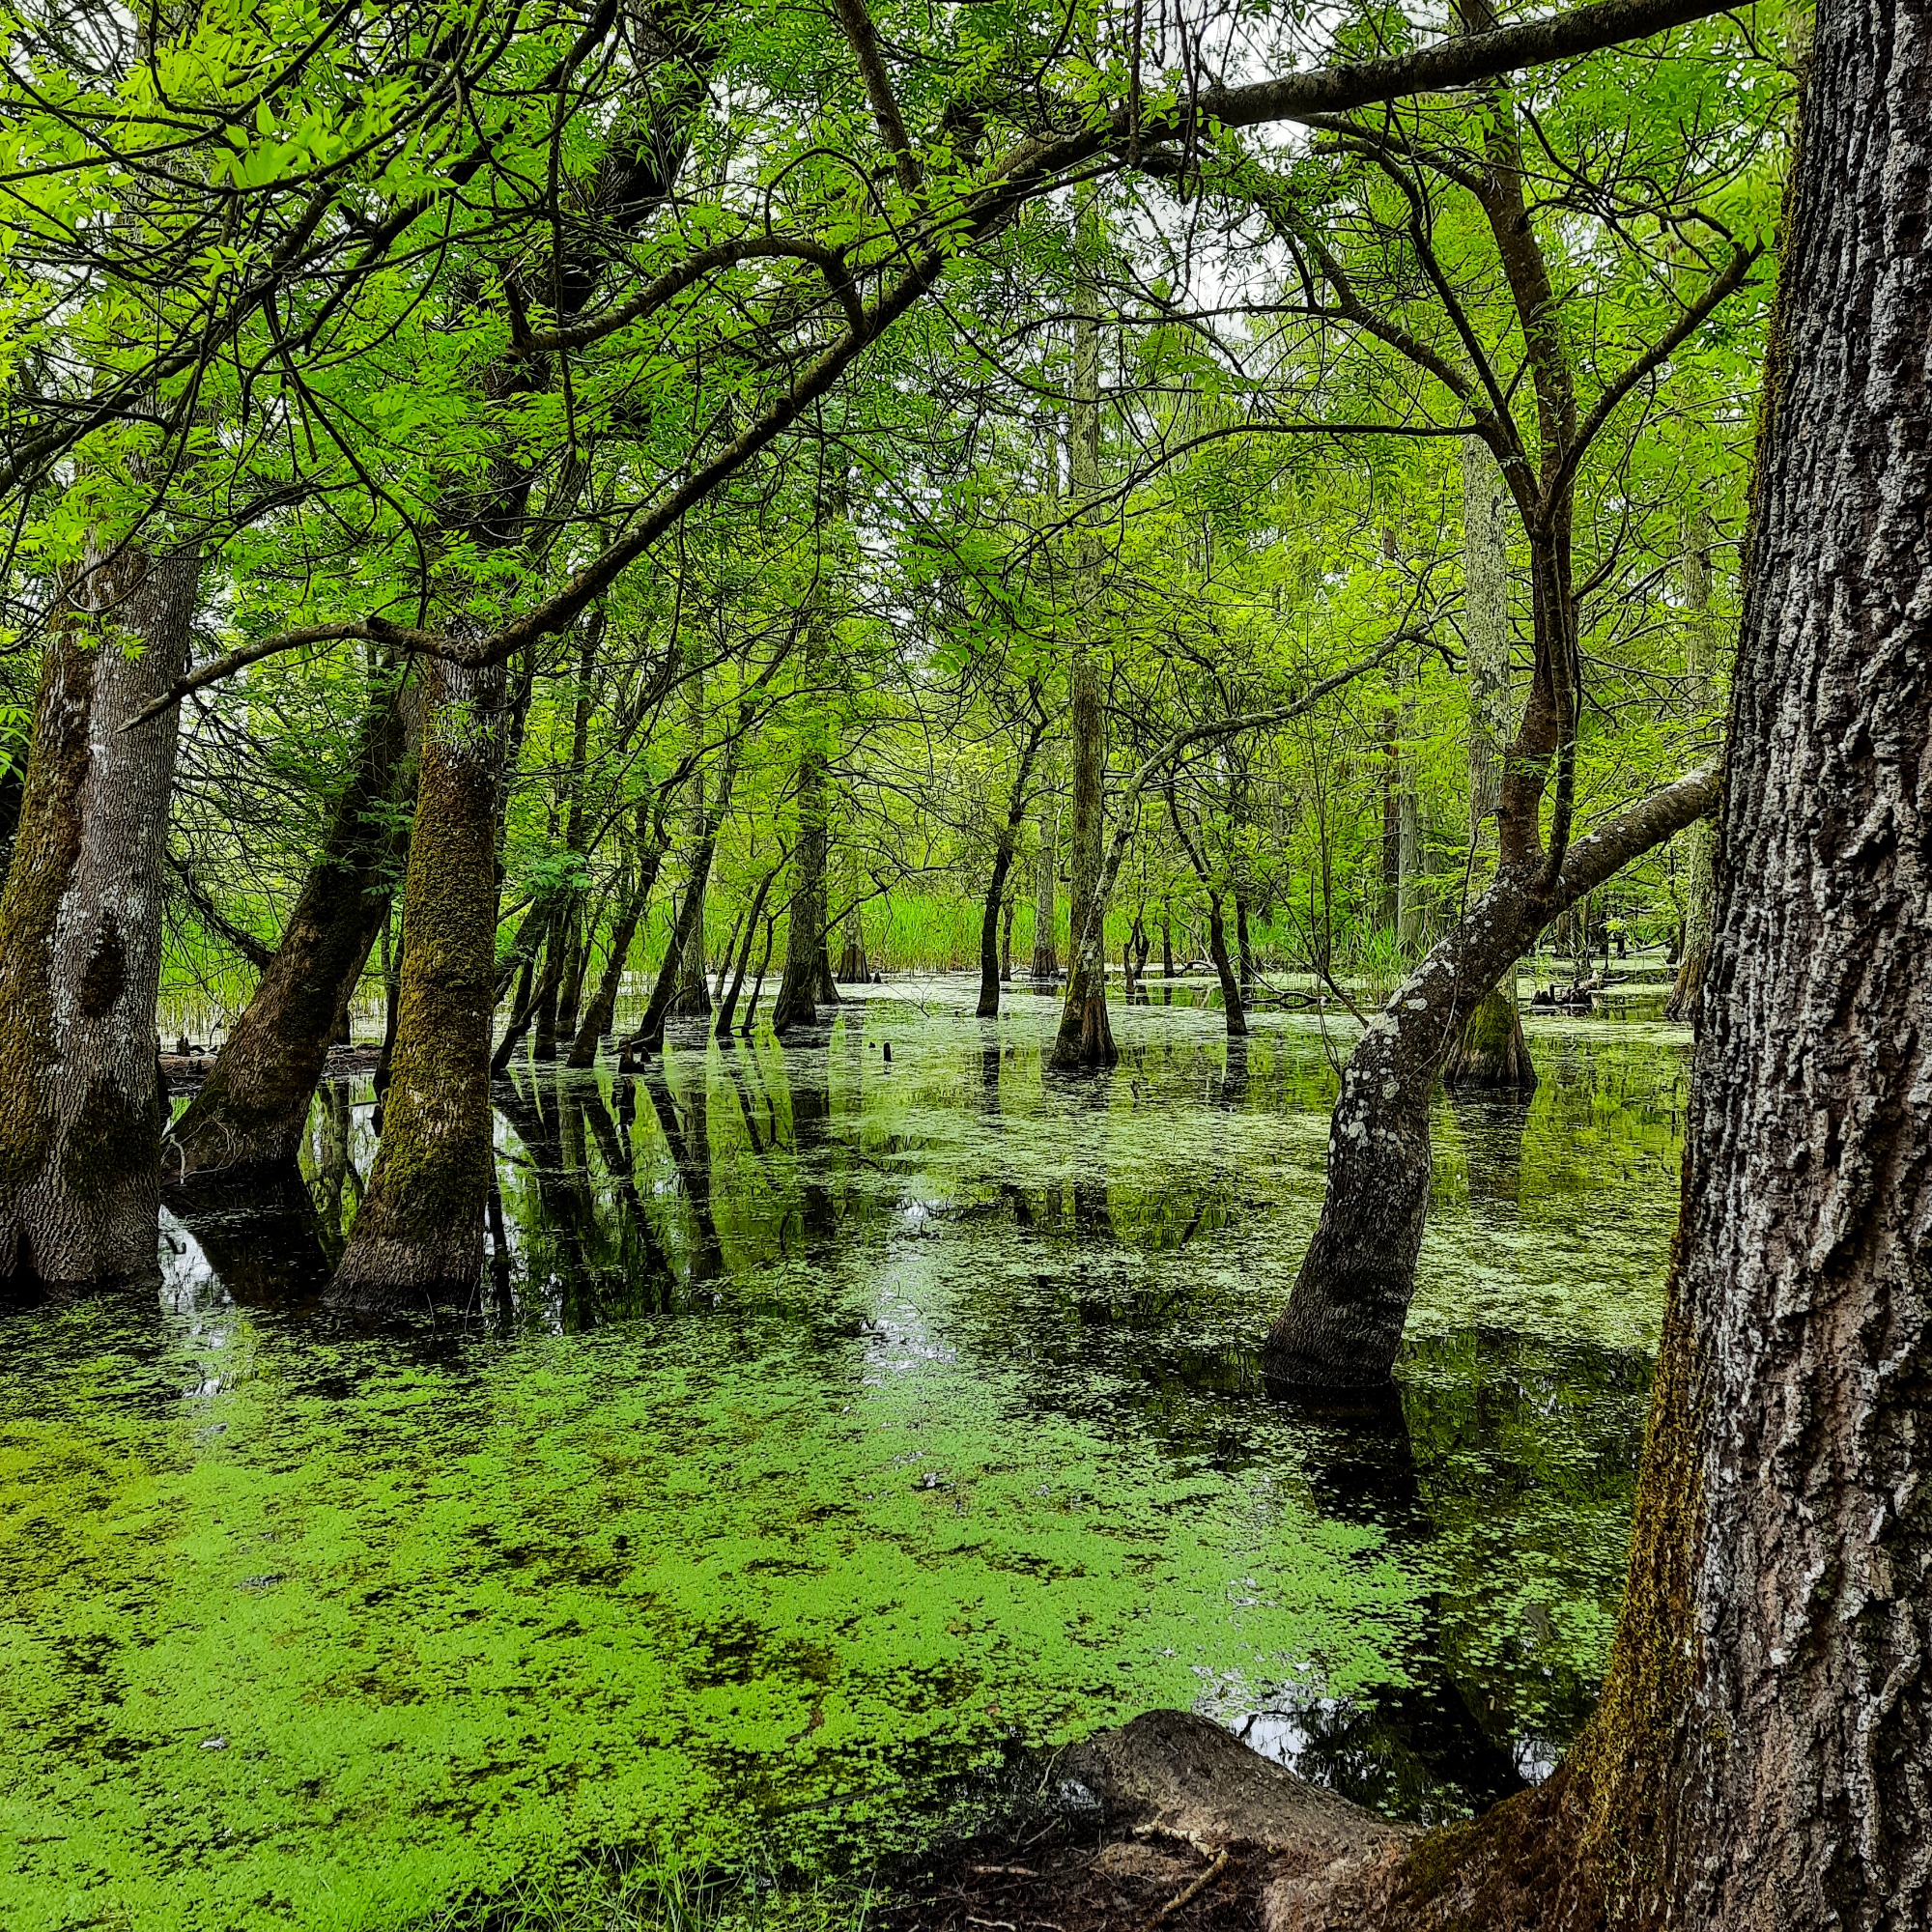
[1445,437,1536,1091]
[716,860,781,1039]
[1048,231,1119,1073]
[1032,789,1060,980]
[167,666,415,1179]
[1664,508,1719,1025]
[1050,637,1119,1069]
[835,909,870,982]
[1441,977,1536,1090]
[1207,894,1247,1038]
[1263,767,1717,1387]
[622,725,746,1059]
[669,653,712,1017]
[772,719,831,1037]
[330,654,508,1305]
[1388,22,1932,1920]
[565,822,669,1067]
[0,540,196,1288]
[978,708,1047,1018]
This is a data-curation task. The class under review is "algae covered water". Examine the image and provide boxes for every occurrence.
[0,982,1688,1932]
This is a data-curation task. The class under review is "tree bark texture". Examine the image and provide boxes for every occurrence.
[0,542,195,1288]
[331,655,508,1304]
[1263,766,1717,1386]
[166,669,415,1180]
[1383,20,1932,1925]
[1582,23,1932,1918]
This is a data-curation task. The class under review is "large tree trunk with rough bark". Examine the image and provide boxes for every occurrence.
[1376,21,1932,1922]
[1264,767,1716,1386]
[330,654,508,1305]
[0,542,196,1289]
[166,668,416,1181]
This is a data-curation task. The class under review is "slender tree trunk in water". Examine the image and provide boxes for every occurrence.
[331,654,508,1304]
[1031,789,1059,980]
[1049,228,1119,1072]
[1263,768,1717,1387]
[772,721,831,1037]
[624,735,742,1059]
[978,710,1047,1018]
[1377,29,1932,1921]
[0,540,195,1287]
[566,823,669,1067]
[1445,437,1534,1090]
[1665,507,1719,1025]
[167,667,416,1180]
[1051,637,1119,1068]
[716,861,781,1039]
[835,909,870,982]
[670,652,711,1018]
[1207,895,1247,1038]
[740,913,776,1036]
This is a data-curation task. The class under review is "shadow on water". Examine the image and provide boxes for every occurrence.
[0,980,1687,1921]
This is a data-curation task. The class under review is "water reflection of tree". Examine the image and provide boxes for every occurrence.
[1257,1382,1529,1819]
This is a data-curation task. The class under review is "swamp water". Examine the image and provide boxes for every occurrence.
[0,981,1689,1931]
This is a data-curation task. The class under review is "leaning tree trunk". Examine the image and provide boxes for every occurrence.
[330,653,507,1305]
[1664,505,1719,1025]
[1262,767,1717,1387]
[1387,22,1932,1922]
[0,539,196,1288]
[166,667,415,1181]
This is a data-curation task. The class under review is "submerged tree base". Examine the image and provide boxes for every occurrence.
[1442,985,1537,1091]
